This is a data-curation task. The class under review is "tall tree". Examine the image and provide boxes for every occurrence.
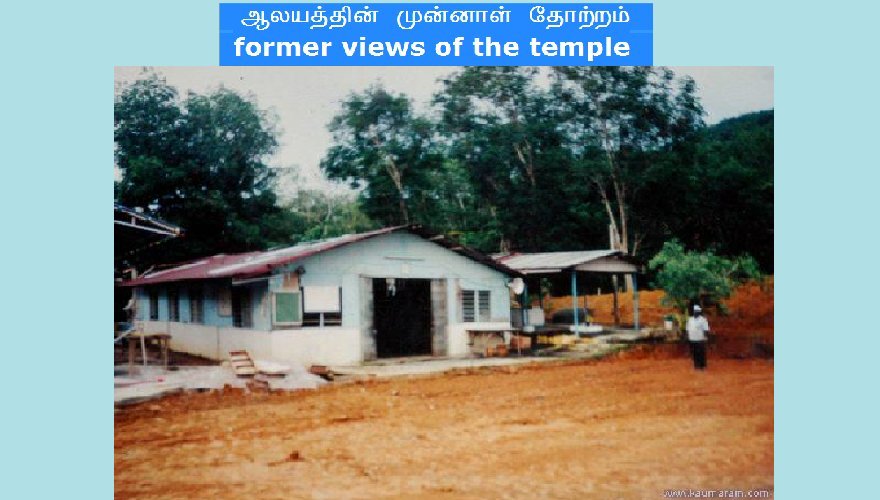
[552,67,704,258]
[321,87,445,226]
[115,74,299,265]
[435,67,595,252]
[689,110,774,271]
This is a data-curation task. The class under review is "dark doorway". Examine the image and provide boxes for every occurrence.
[373,278,432,358]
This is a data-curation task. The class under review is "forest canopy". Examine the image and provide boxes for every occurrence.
[115,68,773,275]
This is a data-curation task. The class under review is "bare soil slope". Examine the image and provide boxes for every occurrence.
[545,278,774,338]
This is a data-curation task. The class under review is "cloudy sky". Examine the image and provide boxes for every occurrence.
[114,66,773,193]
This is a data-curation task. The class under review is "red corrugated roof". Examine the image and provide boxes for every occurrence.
[125,226,407,286]
[125,225,520,287]
[124,253,258,286]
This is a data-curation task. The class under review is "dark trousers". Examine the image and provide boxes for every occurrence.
[690,340,708,370]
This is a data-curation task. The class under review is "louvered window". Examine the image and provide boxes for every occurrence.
[462,290,475,322]
[478,290,491,321]
[462,290,491,322]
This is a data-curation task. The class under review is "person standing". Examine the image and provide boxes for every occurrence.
[686,305,711,370]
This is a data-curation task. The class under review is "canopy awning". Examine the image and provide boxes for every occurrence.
[495,249,644,331]
[494,250,641,275]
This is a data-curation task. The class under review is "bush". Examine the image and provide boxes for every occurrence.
[648,240,761,315]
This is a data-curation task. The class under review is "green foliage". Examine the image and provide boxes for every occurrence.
[115,69,773,280]
[648,240,761,313]
[434,67,597,252]
[319,67,772,266]
[687,110,774,270]
[626,110,774,270]
[115,74,300,265]
[285,188,376,242]
[551,67,705,256]
[321,87,446,226]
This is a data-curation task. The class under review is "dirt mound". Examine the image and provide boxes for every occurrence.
[712,278,774,337]
[545,277,773,338]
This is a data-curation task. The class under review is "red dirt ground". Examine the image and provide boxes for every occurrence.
[115,346,773,499]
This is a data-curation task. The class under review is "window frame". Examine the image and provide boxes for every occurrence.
[462,289,491,323]
[271,290,303,328]
[302,286,342,328]
[148,289,159,321]
[232,287,253,328]
[189,286,204,324]
[168,288,180,322]
[478,290,491,322]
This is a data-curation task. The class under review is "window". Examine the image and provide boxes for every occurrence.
[217,286,232,317]
[272,272,303,328]
[272,291,302,327]
[302,286,342,327]
[149,289,159,320]
[189,287,204,324]
[303,310,342,327]
[168,289,180,322]
[478,290,491,322]
[462,290,491,322]
[232,287,252,328]
[462,290,475,322]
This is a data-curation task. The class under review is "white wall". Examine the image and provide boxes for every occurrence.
[447,322,512,357]
[135,320,361,366]
[284,231,513,329]
[271,328,362,366]
[219,327,273,361]
[140,321,222,359]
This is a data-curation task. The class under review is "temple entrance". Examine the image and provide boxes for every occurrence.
[372,278,432,358]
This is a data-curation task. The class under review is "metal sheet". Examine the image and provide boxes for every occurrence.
[496,250,639,274]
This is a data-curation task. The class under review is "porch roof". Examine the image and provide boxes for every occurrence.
[494,250,641,275]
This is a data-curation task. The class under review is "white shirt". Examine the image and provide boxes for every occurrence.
[686,315,710,341]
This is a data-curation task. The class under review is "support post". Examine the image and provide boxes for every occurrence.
[632,273,640,330]
[522,280,529,328]
[571,270,579,336]
[583,276,589,325]
[612,274,620,327]
[140,334,147,368]
[128,337,135,374]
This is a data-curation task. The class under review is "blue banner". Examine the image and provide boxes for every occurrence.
[219,3,653,66]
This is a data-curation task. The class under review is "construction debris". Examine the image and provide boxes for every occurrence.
[114,363,326,406]
[309,365,335,381]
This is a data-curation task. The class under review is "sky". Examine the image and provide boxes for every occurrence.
[114,66,773,194]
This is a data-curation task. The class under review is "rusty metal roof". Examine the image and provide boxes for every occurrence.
[124,226,519,287]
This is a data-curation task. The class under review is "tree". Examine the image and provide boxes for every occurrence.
[321,87,445,226]
[648,240,761,315]
[115,73,300,265]
[552,67,704,258]
[434,67,597,252]
[688,110,774,271]
[285,188,376,242]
